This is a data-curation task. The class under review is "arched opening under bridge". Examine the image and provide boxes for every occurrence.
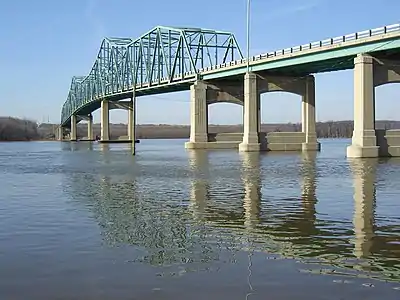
[207,102,243,144]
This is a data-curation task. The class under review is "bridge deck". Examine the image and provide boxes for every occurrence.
[61,23,400,126]
[201,23,400,80]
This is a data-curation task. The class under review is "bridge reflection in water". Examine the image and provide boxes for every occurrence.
[62,144,400,282]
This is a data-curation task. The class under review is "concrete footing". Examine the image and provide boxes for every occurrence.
[376,129,400,157]
[238,142,261,152]
[185,141,240,149]
[385,146,400,157]
[99,139,139,144]
[347,145,379,158]
[347,129,400,158]
[302,142,321,152]
[185,131,321,152]
[185,140,322,152]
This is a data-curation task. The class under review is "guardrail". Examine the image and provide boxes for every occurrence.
[200,23,400,73]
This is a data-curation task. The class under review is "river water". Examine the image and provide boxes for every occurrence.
[1,139,400,299]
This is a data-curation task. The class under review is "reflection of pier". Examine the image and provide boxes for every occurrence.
[185,151,400,280]
[347,159,400,276]
[188,150,210,221]
[61,149,400,281]
[240,152,261,229]
[301,152,317,222]
[349,158,377,259]
[188,151,318,238]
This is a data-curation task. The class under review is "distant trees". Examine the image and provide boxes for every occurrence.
[0,117,41,141]
[262,120,399,139]
[1,116,400,141]
[316,121,354,138]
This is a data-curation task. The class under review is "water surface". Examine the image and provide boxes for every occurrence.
[1,139,400,299]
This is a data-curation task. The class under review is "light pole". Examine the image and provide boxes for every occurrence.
[246,0,251,73]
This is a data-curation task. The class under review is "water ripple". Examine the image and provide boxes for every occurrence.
[1,140,400,299]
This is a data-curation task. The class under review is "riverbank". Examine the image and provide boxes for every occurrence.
[35,120,400,140]
[2,117,400,141]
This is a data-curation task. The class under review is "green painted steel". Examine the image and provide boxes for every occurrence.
[201,23,400,80]
[61,23,400,127]
[61,26,243,126]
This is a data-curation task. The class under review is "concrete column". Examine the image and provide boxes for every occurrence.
[70,115,77,141]
[239,72,260,152]
[128,100,134,141]
[302,75,320,151]
[87,114,94,141]
[101,100,110,141]
[57,126,63,141]
[347,54,379,158]
[185,81,208,149]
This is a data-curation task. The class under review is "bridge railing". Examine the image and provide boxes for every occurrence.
[203,23,400,73]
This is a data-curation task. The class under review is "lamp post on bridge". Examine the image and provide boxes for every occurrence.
[246,0,251,73]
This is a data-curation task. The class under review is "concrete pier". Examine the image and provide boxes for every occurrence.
[57,126,63,141]
[101,100,109,142]
[347,53,400,158]
[239,72,261,152]
[70,115,77,141]
[302,76,320,151]
[184,70,321,152]
[87,114,94,141]
[347,54,379,158]
[185,81,209,149]
[349,158,376,258]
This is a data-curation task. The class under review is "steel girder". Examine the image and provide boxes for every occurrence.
[61,26,243,125]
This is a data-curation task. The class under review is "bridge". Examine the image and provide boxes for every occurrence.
[59,22,400,158]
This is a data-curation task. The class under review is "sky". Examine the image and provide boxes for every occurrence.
[1,0,400,125]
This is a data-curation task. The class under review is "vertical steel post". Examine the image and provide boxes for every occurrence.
[246,0,251,73]
[132,94,137,155]
[132,43,137,156]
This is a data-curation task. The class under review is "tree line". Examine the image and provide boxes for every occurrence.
[0,117,42,141]
[1,116,400,141]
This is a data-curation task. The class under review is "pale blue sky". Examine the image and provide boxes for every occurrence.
[1,0,400,125]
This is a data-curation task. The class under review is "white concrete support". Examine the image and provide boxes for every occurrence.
[57,126,63,141]
[70,115,77,141]
[347,54,379,158]
[101,100,110,141]
[87,114,94,141]
[302,75,320,151]
[128,99,134,141]
[185,81,208,149]
[239,72,260,152]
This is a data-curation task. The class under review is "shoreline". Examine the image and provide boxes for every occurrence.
[2,119,400,142]
[0,136,350,143]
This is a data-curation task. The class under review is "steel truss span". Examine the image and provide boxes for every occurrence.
[61,26,243,125]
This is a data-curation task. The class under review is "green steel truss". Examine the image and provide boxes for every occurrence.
[61,26,243,125]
